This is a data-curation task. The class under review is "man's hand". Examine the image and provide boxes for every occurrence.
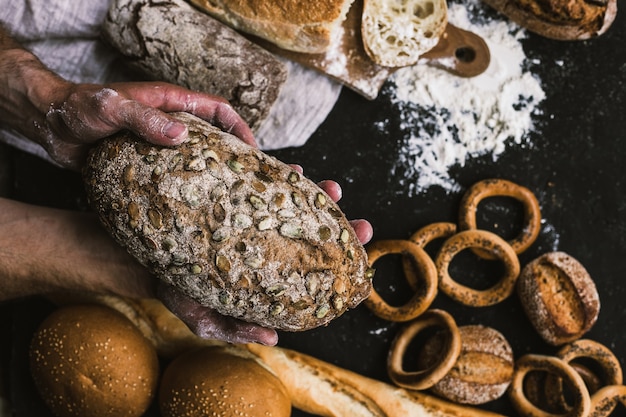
[42,82,256,170]
[0,28,254,170]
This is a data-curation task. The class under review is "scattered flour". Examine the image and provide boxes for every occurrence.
[384,0,545,195]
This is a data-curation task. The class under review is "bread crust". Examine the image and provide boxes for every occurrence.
[517,251,600,345]
[189,0,356,53]
[159,346,291,417]
[102,0,288,132]
[481,0,617,40]
[83,112,371,331]
[419,325,514,405]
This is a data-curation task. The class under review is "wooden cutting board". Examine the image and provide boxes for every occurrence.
[260,0,491,100]
[258,0,392,100]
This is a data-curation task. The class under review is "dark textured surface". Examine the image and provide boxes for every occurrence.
[4,2,626,416]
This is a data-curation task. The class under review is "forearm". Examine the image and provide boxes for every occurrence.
[0,25,70,147]
[0,197,154,301]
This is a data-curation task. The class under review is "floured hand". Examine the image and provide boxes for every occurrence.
[41,81,255,170]
[0,34,254,171]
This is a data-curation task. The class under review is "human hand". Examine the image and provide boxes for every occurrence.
[158,176,373,346]
[40,81,255,170]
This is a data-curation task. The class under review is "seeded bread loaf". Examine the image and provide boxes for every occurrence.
[83,112,371,332]
[188,0,356,53]
[102,0,288,132]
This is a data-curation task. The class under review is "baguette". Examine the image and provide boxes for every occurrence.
[83,112,371,332]
[102,0,288,132]
[361,0,448,67]
[480,0,617,40]
[188,0,356,53]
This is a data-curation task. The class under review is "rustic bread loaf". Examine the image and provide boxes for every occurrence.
[188,0,356,53]
[361,0,448,67]
[102,0,288,132]
[83,112,371,332]
[481,0,617,40]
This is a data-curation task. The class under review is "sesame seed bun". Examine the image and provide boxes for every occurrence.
[29,304,159,417]
[159,346,291,417]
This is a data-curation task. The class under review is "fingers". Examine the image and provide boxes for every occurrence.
[116,100,190,146]
[317,180,342,202]
[110,82,256,147]
[157,283,278,346]
[316,179,373,244]
[351,219,374,244]
[194,311,279,346]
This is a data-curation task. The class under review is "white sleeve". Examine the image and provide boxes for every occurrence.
[0,0,110,41]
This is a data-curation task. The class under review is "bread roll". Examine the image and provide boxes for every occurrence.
[57,295,506,417]
[417,325,514,405]
[481,0,617,40]
[361,0,447,67]
[159,346,291,417]
[188,0,356,53]
[83,112,371,331]
[102,0,288,132]
[29,304,159,417]
[517,251,600,345]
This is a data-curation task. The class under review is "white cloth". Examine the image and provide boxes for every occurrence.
[0,0,341,163]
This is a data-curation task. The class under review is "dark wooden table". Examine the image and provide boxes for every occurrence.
[3,1,625,416]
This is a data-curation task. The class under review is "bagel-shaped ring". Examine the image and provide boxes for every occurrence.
[403,222,457,292]
[364,240,438,322]
[387,309,462,391]
[545,339,623,414]
[589,385,626,417]
[458,178,541,258]
[509,354,591,417]
[435,229,520,307]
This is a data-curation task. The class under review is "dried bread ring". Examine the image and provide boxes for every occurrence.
[589,385,626,417]
[458,179,541,258]
[387,309,461,390]
[545,339,623,414]
[364,240,438,322]
[509,354,591,417]
[436,229,520,307]
[403,222,457,291]
[556,340,623,385]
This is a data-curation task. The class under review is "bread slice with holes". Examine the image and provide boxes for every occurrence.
[83,112,372,332]
[361,0,448,67]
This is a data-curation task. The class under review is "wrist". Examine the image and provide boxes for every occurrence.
[0,199,156,301]
[0,47,71,141]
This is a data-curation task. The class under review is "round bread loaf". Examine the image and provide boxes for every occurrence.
[517,251,600,345]
[83,112,371,331]
[29,304,159,417]
[159,346,291,417]
[417,325,514,405]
